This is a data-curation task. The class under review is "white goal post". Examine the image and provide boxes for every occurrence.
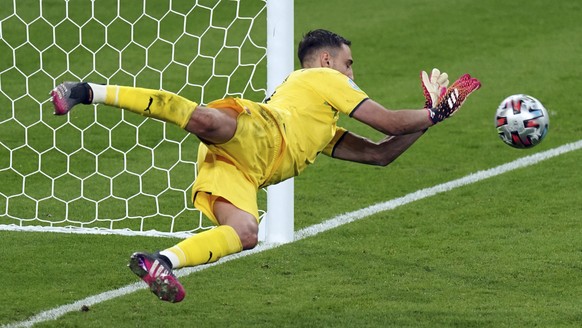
[262,0,294,244]
[0,0,294,242]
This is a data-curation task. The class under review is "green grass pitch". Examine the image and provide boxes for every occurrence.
[2,0,582,327]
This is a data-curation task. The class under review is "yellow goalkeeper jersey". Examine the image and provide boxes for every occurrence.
[264,67,369,184]
[193,68,368,222]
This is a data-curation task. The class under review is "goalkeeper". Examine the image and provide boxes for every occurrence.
[51,29,480,303]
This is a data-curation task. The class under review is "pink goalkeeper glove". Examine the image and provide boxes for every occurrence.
[427,73,481,124]
[421,68,449,109]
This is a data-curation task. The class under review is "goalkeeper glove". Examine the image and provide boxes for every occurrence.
[421,68,449,109]
[427,73,481,124]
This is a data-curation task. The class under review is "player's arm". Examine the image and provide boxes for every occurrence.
[350,72,481,135]
[350,99,432,136]
[326,129,425,166]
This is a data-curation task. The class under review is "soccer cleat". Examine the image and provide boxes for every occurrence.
[128,252,186,303]
[50,82,92,115]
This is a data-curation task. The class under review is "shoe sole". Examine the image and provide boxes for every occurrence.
[128,253,185,303]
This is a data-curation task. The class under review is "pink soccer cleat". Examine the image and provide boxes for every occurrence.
[50,82,92,115]
[128,252,186,303]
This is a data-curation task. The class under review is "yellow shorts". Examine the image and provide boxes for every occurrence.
[191,98,284,224]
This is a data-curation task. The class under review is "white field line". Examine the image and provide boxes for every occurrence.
[3,139,582,328]
[0,225,196,239]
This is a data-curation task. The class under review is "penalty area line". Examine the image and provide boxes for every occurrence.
[4,139,582,328]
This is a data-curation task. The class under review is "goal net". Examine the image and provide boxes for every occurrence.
[0,0,277,238]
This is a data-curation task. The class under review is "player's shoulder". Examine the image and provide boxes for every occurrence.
[289,68,349,86]
[292,67,344,78]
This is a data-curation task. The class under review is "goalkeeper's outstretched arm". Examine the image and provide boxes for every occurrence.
[329,130,425,166]
[332,71,481,166]
[351,99,433,136]
[350,72,481,136]
[328,99,431,166]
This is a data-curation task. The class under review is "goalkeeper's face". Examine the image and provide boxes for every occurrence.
[327,44,354,80]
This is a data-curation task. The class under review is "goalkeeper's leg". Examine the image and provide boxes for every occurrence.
[158,198,257,269]
[128,199,255,302]
[51,82,237,144]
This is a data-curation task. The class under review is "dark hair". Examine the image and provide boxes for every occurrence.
[297,29,351,65]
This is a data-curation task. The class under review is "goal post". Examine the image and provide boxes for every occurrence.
[0,0,295,241]
[261,0,294,244]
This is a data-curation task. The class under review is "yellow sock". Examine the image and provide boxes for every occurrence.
[104,85,198,128]
[165,225,243,268]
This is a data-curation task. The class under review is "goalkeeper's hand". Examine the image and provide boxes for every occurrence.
[427,73,481,124]
[421,68,449,109]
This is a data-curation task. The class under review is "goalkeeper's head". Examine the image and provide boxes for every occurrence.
[298,29,354,80]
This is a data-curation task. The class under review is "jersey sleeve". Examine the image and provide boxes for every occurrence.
[308,69,369,116]
[322,126,348,157]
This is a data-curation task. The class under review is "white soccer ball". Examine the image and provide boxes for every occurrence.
[495,94,549,149]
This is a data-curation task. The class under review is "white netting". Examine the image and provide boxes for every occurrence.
[0,0,267,236]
